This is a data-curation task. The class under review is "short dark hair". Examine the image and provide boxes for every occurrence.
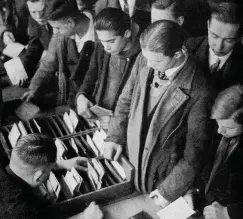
[95,8,131,36]
[209,2,243,36]
[140,20,187,57]
[25,0,42,3]
[212,84,243,124]
[152,0,185,18]
[13,134,57,166]
[45,0,80,21]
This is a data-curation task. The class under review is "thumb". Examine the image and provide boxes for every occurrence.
[114,145,122,161]
[9,33,15,41]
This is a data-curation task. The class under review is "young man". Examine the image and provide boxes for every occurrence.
[22,0,95,107]
[76,8,141,129]
[102,20,214,208]
[185,2,243,92]
[151,0,185,25]
[0,134,103,219]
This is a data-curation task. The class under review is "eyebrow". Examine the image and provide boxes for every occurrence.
[210,30,238,40]
[100,38,116,43]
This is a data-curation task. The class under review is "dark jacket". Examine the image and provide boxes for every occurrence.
[19,17,52,78]
[29,34,94,107]
[197,134,243,219]
[0,0,29,50]
[0,165,52,219]
[106,53,214,202]
[76,41,141,111]
[185,36,243,91]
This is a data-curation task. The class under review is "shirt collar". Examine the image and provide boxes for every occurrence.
[165,48,188,80]
[209,48,232,65]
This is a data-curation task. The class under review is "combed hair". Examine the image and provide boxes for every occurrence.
[14,134,57,166]
[25,0,42,2]
[152,0,185,18]
[95,8,131,36]
[210,2,243,35]
[140,20,187,57]
[45,0,80,21]
[211,84,243,124]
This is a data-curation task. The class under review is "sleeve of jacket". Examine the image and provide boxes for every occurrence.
[18,17,44,78]
[76,43,101,101]
[105,52,142,146]
[157,91,214,202]
[29,34,59,94]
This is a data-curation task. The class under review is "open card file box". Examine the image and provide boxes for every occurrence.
[0,111,134,219]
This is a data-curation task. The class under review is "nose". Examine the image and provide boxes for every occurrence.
[217,125,225,135]
[36,11,41,19]
[103,42,111,51]
[215,39,224,51]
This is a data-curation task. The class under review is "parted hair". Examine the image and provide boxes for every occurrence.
[152,0,185,18]
[95,8,131,36]
[45,0,80,21]
[210,2,243,36]
[13,134,57,166]
[140,20,187,57]
[211,84,243,124]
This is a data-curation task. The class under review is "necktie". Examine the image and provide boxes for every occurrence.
[210,58,220,73]
[158,71,169,80]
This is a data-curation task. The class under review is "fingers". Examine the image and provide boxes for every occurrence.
[75,157,88,172]
[8,32,15,42]
[21,91,33,102]
[114,144,122,161]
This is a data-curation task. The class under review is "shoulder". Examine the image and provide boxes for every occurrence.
[185,36,207,52]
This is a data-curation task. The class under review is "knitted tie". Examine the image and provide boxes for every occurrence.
[210,58,220,73]
[123,0,130,15]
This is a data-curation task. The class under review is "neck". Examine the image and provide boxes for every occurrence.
[122,39,134,53]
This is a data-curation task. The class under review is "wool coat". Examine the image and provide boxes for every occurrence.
[106,53,215,202]
[29,34,94,107]
[185,36,243,92]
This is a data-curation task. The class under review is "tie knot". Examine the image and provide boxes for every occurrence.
[210,58,221,73]
[158,71,169,80]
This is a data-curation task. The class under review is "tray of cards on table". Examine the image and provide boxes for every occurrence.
[0,109,134,218]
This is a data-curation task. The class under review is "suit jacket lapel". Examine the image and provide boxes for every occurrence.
[196,37,209,72]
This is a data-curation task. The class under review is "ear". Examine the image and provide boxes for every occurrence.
[124,29,132,39]
[173,51,183,59]
[67,18,75,28]
[33,169,44,184]
[207,20,210,29]
[177,16,184,26]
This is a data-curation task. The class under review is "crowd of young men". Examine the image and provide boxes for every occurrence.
[0,0,243,218]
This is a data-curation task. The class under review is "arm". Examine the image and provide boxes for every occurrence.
[28,34,59,94]
[157,94,213,202]
[19,17,44,78]
[102,53,143,160]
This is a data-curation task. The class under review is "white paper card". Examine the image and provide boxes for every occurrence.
[69,109,79,130]
[3,42,25,58]
[156,197,195,219]
[92,129,107,152]
[63,112,74,133]
[8,123,21,148]
[4,57,28,85]
[111,161,126,180]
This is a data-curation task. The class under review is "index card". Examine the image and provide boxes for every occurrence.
[156,197,195,219]
[8,123,21,148]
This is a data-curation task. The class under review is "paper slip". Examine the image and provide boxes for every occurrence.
[63,112,74,133]
[47,172,61,200]
[69,109,79,130]
[4,57,28,85]
[18,121,28,136]
[8,123,21,148]
[86,135,99,156]
[32,119,42,133]
[65,169,82,195]
[111,161,126,180]
[70,138,79,155]
[55,138,67,158]
[157,197,195,219]
[87,161,101,190]
[92,158,105,180]
[90,105,113,118]
[3,42,25,58]
[92,129,107,152]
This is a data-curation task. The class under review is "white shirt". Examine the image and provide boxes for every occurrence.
[119,0,136,17]
[209,48,232,70]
